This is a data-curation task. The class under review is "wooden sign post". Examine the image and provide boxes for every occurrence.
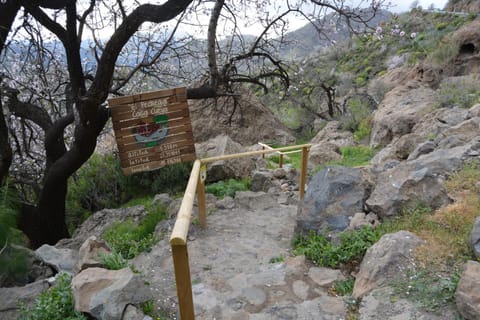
[108,87,196,175]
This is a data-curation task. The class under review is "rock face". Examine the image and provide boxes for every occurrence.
[72,267,153,320]
[195,134,256,182]
[366,141,480,218]
[370,84,437,148]
[189,88,294,146]
[353,231,423,299]
[296,166,374,235]
[456,260,480,320]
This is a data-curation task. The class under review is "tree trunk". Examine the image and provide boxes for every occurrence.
[0,2,21,185]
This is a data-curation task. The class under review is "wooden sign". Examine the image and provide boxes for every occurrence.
[108,87,196,175]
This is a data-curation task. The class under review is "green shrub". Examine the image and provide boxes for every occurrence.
[102,205,166,260]
[0,182,29,284]
[205,178,251,198]
[337,146,376,167]
[66,153,191,231]
[19,273,87,320]
[101,251,128,270]
[293,227,382,268]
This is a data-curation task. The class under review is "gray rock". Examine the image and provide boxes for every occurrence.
[296,166,374,235]
[470,217,480,258]
[216,196,235,209]
[72,267,153,320]
[195,135,255,183]
[234,191,277,211]
[75,236,111,273]
[370,85,438,148]
[392,133,424,160]
[366,141,480,218]
[353,231,423,298]
[273,167,287,179]
[408,140,436,160]
[35,244,76,274]
[241,287,266,305]
[122,305,152,320]
[310,121,355,147]
[251,170,275,192]
[348,212,380,230]
[292,280,310,300]
[308,142,342,167]
[151,193,172,207]
[308,267,345,287]
[468,104,480,118]
[0,280,49,320]
[386,54,408,69]
[456,260,480,320]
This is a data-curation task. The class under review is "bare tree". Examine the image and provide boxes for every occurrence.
[0,0,385,247]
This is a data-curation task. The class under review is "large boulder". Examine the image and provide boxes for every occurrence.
[353,231,423,299]
[35,244,77,274]
[195,134,256,182]
[295,166,374,235]
[456,260,480,320]
[189,88,294,146]
[370,84,438,148]
[72,267,153,320]
[310,121,354,147]
[366,140,480,218]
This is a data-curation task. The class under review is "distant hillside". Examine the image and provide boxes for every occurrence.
[278,9,392,60]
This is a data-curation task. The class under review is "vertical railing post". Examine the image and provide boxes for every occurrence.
[279,153,283,168]
[299,146,309,200]
[171,244,194,320]
[197,176,206,229]
[261,146,265,159]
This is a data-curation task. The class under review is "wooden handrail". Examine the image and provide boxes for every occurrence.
[170,159,202,246]
[169,144,311,319]
[201,144,311,163]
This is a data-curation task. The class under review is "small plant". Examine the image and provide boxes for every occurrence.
[19,272,87,320]
[331,277,355,296]
[101,251,128,270]
[205,178,251,198]
[293,227,381,269]
[140,300,155,317]
[269,255,285,264]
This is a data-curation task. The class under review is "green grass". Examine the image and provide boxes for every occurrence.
[19,273,87,320]
[293,227,382,269]
[205,178,251,198]
[391,268,460,312]
[331,277,355,296]
[102,204,166,260]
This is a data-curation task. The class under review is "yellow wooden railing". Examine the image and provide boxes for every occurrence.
[169,144,311,319]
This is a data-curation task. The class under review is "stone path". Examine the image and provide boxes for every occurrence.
[133,192,348,320]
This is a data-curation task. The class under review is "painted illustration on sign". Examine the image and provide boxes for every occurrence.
[132,114,169,147]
